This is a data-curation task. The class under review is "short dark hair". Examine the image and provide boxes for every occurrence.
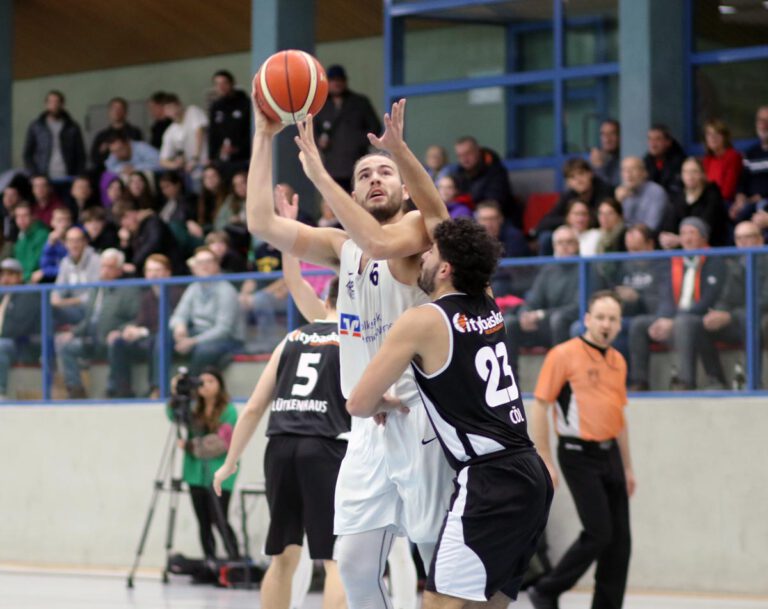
[326,277,339,309]
[563,157,592,178]
[433,218,503,297]
[598,197,622,216]
[80,206,107,223]
[108,132,130,144]
[588,289,622,312]
[109,97,128,109]
[626,223,654,243]
[149,91,168,104]
[351,151,396,190]
[111,198,139,219]
[649,123,673,140]
[163,93,181,105]
[46,90,65,104]
[213,69,235,84]
[565,198,589,215]
[455,135,478,147]
[601,119,620,132]
[158,170,183,186]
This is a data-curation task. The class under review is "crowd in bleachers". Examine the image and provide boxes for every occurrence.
[0,62,767,397]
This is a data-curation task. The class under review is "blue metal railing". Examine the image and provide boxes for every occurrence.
[2,247,766,403]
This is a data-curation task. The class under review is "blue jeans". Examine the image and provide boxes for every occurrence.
[186,337,243,376]
[108,335,161,396]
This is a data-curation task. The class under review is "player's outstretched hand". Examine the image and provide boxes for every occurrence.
[295,115,328,184]
[213,462,237,496]
[368,99,407,154]
[251,86,284,138]
[275,184,299,220]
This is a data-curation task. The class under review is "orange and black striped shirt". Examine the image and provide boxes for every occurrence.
[534,336,627,441]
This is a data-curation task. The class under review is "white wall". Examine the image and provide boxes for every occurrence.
[2,396,767,595]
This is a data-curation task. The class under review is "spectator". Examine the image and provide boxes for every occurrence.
[239,245,288,354]
[51,226,101,325]
[564,199,600,256]
[67,175,99,223]
[660,157,729,249]
[126,170,157,210]
[628,218,726,390]
[30,174,66,227]
[159,94,209,174]
[112,198,185,276]
[589,119,621,187]
[205,231,246,274]
[197,165,227,230]
[169,247,244,374]
[81,206,120,253]
[314,64,381,193]
[158,171,203,254]
[317,198,341,229]
[56,248,139,399]
[89,97,144,170]
[104,133,161,177]
[536,158,613,254]
[12,201,49,282]
[702,118,743,203]
[1,179,27,252]
[101,173,126,208]
[107,254,182,398]
[0,258,42,400]
[594,198,626,254]
[474,199,528,258]
[147,91,172,150]
[213,170,249,253]
[452,135,518,225]
[731,105,768,223]
[208,69,250,171]
[424,144,451,183]
[32,206,73,284]
[22,90,86,178]
[436,174,473,219]
[699,221,768,389]
[615,156,670,233]
[643,124,685,195]
[504,225,580,371]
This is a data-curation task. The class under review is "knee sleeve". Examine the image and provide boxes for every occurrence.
[336,528,396,609]
[387,536,417,609]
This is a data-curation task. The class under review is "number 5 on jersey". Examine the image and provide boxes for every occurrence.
[292,353,321,397]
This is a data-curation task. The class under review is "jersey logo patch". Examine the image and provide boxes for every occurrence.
[452,311,504,335]
[339,313,362,338]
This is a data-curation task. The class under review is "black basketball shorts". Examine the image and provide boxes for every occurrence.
[426,450,554,601]
[264,434,347,559]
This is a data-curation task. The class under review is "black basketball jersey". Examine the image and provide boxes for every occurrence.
[412,293,533,470]
[267,321,350,440]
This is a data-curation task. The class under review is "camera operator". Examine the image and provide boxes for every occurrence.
[168,366,240,565]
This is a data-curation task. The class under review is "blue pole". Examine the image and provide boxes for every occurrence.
[578,259,589,323]
[745,251,757,391]
[40,287,52,401]
[158,284,169,399]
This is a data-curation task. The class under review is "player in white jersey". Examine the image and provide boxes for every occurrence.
[246,97,452,608]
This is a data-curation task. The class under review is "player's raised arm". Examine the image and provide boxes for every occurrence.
[294,115,430,260]
[246,92,346,270]
[368,99,449,240]
[275,185,328,322]
[213,339,285,495]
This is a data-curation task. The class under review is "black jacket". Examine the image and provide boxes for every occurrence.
[537,176,614,233]
[126,213,186,275]
[663,183,730,247]
[451,147,518,226]
[644,139,686,195]
[23,111,86,176]
[208,90,251,162]
[90,123,144,168]
[0,291,41,339]
[656,255,726,318]
[315,89,381,181]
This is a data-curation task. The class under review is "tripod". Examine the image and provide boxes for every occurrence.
[126,416,241,588]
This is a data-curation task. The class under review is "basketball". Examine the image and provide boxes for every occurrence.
[253,50,329,125]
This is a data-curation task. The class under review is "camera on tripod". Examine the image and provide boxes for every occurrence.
[169,366,202,426]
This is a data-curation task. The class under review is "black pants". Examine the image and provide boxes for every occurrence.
[536,439,631,609]
[188,486,240,560]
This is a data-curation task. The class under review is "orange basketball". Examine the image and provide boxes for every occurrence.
[253,50,329,125]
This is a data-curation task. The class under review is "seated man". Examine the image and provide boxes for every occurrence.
[32,206,73,284]
[732,105,768,224]
[615,156,670,233]
[628,218,726,390]
[589,119,621,188]
[107,254,182,398]
[56,248,140,399]
[505,225,580,371]
[474,199,529,295]
[699,221,768,388]
[643,124,686,195]
[169,247,244,374]
[12,201,49,282]
[451,135,519,225]
[104,133,161,177]
[0,258,42,400]
[30,174,67,227]
[51,226,101,325]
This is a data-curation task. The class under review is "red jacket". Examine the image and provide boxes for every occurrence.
[703,148,742,201]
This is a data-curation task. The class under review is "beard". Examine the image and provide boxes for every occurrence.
[417,264,437,296]
[365,195,402,223]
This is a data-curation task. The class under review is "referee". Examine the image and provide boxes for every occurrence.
[528,290,636,609]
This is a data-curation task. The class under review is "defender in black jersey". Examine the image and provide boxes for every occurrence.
[214,276,349,609]
[347,219,553,608]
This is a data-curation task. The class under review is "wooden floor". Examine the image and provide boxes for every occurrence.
[2,568,767,609]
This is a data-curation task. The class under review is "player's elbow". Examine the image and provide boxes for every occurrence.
[345,394,370,418]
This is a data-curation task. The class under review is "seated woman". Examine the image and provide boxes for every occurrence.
[702,118,742,203]
[660,156,730,249]
[564,199,599,256]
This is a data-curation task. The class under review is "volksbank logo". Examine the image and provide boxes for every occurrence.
[339,313,362,337]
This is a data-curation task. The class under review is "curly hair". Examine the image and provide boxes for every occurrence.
[433,218,503,296]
